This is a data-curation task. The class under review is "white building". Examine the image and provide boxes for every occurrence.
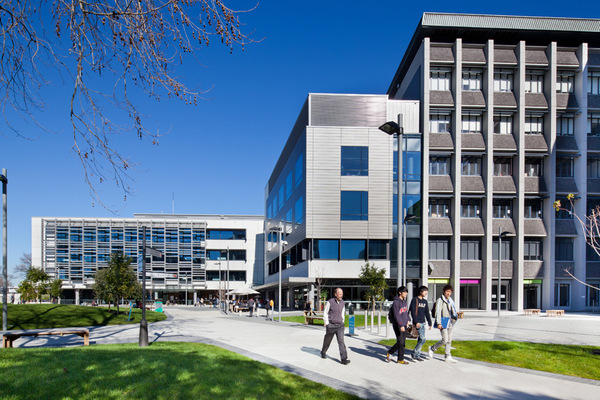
[32,214,264,305]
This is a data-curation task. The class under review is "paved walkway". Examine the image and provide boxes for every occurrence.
[8,307,600,400]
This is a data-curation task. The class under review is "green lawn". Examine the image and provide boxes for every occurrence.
[5,304,167,330]
[379,338,600,381]
[0,342,361,400]
[281,314,387,327]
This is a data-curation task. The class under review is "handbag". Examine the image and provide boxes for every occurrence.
[410,299,419,337]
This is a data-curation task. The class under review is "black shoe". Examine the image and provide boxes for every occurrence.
[341,359,351,365]
[320,352,326,359]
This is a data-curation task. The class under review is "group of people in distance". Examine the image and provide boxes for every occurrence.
[320,285,459,365]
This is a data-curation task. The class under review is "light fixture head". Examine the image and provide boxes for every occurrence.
[378,121,403,135]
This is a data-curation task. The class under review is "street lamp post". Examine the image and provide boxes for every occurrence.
[379,116,404,289]
[227,247,230,312]
[140,226,148,347]
[1,169,7,332]
[403,212,417,288]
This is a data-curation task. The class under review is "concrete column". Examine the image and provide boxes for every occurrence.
[75,289,80,306]
[193,291,198,305]
[451,38,463,307]
[421,37,431,287]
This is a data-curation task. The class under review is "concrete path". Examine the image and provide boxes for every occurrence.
[8,307,600,400]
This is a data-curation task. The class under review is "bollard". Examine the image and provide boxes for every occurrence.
[377,308,382,335]
[364,309,367,329]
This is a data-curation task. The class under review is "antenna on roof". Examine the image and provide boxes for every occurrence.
[172,192,175,214]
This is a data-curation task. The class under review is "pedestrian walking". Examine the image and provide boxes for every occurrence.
[387,286,410,364]
[320,288,351,365]
[409,285,432,361]
[248,298,255,317]
[428,284,459,363]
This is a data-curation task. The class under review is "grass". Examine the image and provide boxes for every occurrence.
[5,304,167,330]
[379,338,600,381]
[0,342,361,400]
[281,314,387,327]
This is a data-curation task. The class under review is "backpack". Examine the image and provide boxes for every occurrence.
[388,306,395,323]
[431,298,439,319]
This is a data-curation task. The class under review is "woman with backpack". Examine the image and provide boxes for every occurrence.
[428,284,459,363]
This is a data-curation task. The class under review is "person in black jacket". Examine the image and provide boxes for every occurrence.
[409,285,433,361]
[386,286,410,364]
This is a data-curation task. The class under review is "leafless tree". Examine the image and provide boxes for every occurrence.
[13,252,32,278]
[554,194,600,293]
[0,1,257,208]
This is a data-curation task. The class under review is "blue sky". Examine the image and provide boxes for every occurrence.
[2,1,599,279]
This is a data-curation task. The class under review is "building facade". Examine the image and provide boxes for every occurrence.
[388,13,600,311]
[32,214,264,304]
[260,93,419,308]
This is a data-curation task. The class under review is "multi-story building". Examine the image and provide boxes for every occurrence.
[388,13,600,311]
[32,214,264,304]
[264,13,600,312]
[259,93,419,308]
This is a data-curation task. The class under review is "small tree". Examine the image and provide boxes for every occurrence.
[49,279,63,304]
[17,267,50,303]
[359,262,388,315]
[93,252,142,313]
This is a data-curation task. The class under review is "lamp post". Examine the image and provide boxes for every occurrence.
[379,116,404,289]
[1,169,7,332]
[498,228,510,318]
[227,247,230,312]
[139,226,162,347]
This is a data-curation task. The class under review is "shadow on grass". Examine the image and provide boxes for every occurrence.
[0,342,360,400]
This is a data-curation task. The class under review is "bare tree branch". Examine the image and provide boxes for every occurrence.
[1,1,259,210]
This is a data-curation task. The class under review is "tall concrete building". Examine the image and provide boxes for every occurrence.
[388,13,600,311]
[32,214,264,304]
[265,13,600,312]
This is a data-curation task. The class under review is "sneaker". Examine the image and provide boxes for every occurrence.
[341,359,351,365]
[415,356,424,362]
[397,360,409,365]
[445,356,458,363]
[428,346,434,358]
[386,352,391,363]
[320,352,326,359]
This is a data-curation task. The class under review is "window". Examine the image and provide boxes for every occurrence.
[588,113,600,137]
[493,157,512,176]
[461,199,481,218]
[589,159,600,179]
[525,158,543,177]
[341,191,368,221]
[207,230,246,240]
[556,71,574,93]
[461,238,481,260]
[340,240,366,260]
[524,240,543,260]
[368,240,387,260]
[493,114,513,134]
[492,239,512,260]
[462,113,482,134]
[555,238,573,261]
[429,156,450,175]
[429,238,449,260]
[588,282,600,307]
[554,283,570,307]
[492,199,512,218]
[429,199,450,218]
[294,196,304,224]
[278,186,284,210]
[461,156,481,176]
[462,68,482,91]
[556,157,574,177]
[494,69,513,92]
[295,153,304,188]
[285,172,293,200]
[313,239,339,259]
[524,199,543,218]
[525,70,544,93]
[430,113,451,133]
[589,71,600,95]
[525,115,543,135]
[341,146,368,176]
[557,114,574,136]
[430,68,451,91]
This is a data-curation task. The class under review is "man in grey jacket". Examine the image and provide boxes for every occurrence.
[320,288,350,365]
[429,284,459,363]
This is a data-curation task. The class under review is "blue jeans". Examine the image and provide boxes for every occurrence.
[412,324,427,358]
